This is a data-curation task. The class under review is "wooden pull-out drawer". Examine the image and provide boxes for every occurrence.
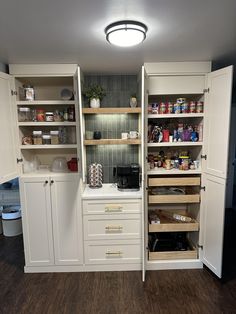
[149,248,198,260]
[84,240,141,265]
[149,177,200,187]
[84,214,141,240]
[149,194,200,204]
[83,199,141,215]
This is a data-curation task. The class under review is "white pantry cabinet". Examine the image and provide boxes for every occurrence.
[20,174,83,267]
[142,62,233,280]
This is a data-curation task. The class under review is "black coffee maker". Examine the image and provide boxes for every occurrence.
[113,163,140,191]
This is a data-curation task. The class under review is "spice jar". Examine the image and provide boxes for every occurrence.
[18,107,32,122]
[42,134,51,145]
[33,131,42,145]
[50,130,59,145]
[36,109,45,122]
[45,112,54,122]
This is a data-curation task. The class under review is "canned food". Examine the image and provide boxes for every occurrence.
[189,101,196,113]
[45,112,54,122]
[36,109,45,122]
[196,101,203,113]
[174,103,181,114]
[152,103,159,114]
[167,102,173,114]
[160,102,166,114]
[181,102,189,113]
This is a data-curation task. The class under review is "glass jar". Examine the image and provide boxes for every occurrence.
[33,131,42,145]
[45,112,54,122]
[19,85,35,101]
[42,134,51,145]
[50,130,59,145]
[68,106,75,121]
[18,107,32,122]
[36,109,45,122]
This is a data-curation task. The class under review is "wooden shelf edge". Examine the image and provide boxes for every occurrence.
[84,139,141,145]
[17,100,76,105]
[149,222,199,233]
[148,249,197,260]
[82,107,141,114]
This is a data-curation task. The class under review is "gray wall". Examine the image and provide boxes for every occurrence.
[83,75,139,183]
[0,62,8,73]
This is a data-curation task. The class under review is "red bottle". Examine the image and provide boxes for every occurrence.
[162,129,170,142]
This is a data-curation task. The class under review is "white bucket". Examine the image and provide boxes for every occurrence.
[2,206,22,237]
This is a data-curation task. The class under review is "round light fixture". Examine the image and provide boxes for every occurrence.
[105,20,147,47]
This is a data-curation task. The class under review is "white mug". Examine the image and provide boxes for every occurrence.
[121,132,129,139]
[129,131,139,139]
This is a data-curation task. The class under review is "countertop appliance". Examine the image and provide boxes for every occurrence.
[114,163,140,191]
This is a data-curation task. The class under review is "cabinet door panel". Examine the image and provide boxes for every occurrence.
[0,73,18,183]
[201,174,226,278]
[51,176,83,265]
[204,66,233,178]
[20,177,54,266]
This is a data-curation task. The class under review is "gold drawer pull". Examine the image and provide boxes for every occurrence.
[106,250,123,256]
[105,225,123,231]
[105,205,123,212]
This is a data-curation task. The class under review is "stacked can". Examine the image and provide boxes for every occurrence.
[88,163,103,188]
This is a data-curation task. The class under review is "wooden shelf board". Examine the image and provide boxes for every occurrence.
[149,221,199,232]
[149,194,200,204]
[149,249,197,260]
[147,142,203,147]
[149,177,201,187]
[84,139,141,145]
[82,107,141,114]
[148,113,204,119]
[17,100,76,105]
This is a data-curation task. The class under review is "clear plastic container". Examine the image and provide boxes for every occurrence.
[33,130,42,145]
[42,134,51,145]
[18,107,32,122]
[50,130,59,145]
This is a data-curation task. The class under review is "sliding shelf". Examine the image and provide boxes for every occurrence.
[16,100,76,105]
[149,221,199,233]
[149,247,198,260]
[20,144,77,149]
[149,194,200,204]
[84,139,141,145]
[147,142,203,147]
[148,113,204,119]
[82,107,141,114]
[147,168,202,175]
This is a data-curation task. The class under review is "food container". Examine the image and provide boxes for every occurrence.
[18,107,32,122]
[19,85,35,101]
[67,158,78,172]
[181,102,189,113]
[36,109,45,122]
[50,130,59,145]
[152,103,159,114]
[22,136,33,145]
[42,134,51,145]
[45,112,54,122]
[167,102,173,114]
[68,106,75,121]
[2,206,22,237]
[196,101,204,113]
[189,101,196,113]
[160,102,166,114]
[33,130,42,145]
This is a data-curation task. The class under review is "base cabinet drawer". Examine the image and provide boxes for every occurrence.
[84,214,141,240]
[84,240,141,265]
[83,199,141,215]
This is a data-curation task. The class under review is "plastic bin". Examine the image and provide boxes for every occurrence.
[2,206,22,237]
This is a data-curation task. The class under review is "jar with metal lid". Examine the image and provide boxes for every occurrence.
[42,134,51,145]
[18,107,32,122]
[33,131,42,145]
[45,112,54,122]
[50,130,59,145]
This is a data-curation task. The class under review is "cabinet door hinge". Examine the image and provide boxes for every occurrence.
[203,88,209,93]
[200,186,206,191]
[17,158,23,163]
[11,90,17,96]
[201,154,207,160]
[197,244,203,249]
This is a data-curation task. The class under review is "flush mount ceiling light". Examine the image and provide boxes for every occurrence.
[105,20,147,47]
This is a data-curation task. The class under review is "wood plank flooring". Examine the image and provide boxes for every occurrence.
[0,235,236,314]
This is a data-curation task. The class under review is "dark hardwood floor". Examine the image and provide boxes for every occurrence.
[0,235,236,314]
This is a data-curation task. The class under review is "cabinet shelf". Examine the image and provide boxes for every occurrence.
[147,142,203,147]
[84,139,141,145]
[149,248,197,260]
[147,168,202,175]
[148,113,204,119]
[82,107,141,114]
[18,122,76,126]
[20,144,77,149]
[149,194,200,204]
[149,220,199,233]
[17,100,76,106]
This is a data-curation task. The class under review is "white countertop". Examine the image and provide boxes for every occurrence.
[82,184,142,200]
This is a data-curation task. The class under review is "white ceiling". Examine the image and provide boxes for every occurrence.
[0,0,236,74]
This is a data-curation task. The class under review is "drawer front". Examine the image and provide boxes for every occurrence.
[149,194,200,204]
[84,240,141,265]
[149,177,200,187]
[84,214,141,240]
[83,199,141,215]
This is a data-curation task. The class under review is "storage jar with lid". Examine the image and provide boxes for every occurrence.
[45,112,54,122]
[33,130,42,145]
[19,85,35,101]
[42,134,51,145]
[50,130,59,145]
[18,107,32,122]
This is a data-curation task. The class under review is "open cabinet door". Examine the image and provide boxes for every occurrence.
[0,72,19,184]
[202,66,233,278]
[75,66,86,183]
[138,66,148,281]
